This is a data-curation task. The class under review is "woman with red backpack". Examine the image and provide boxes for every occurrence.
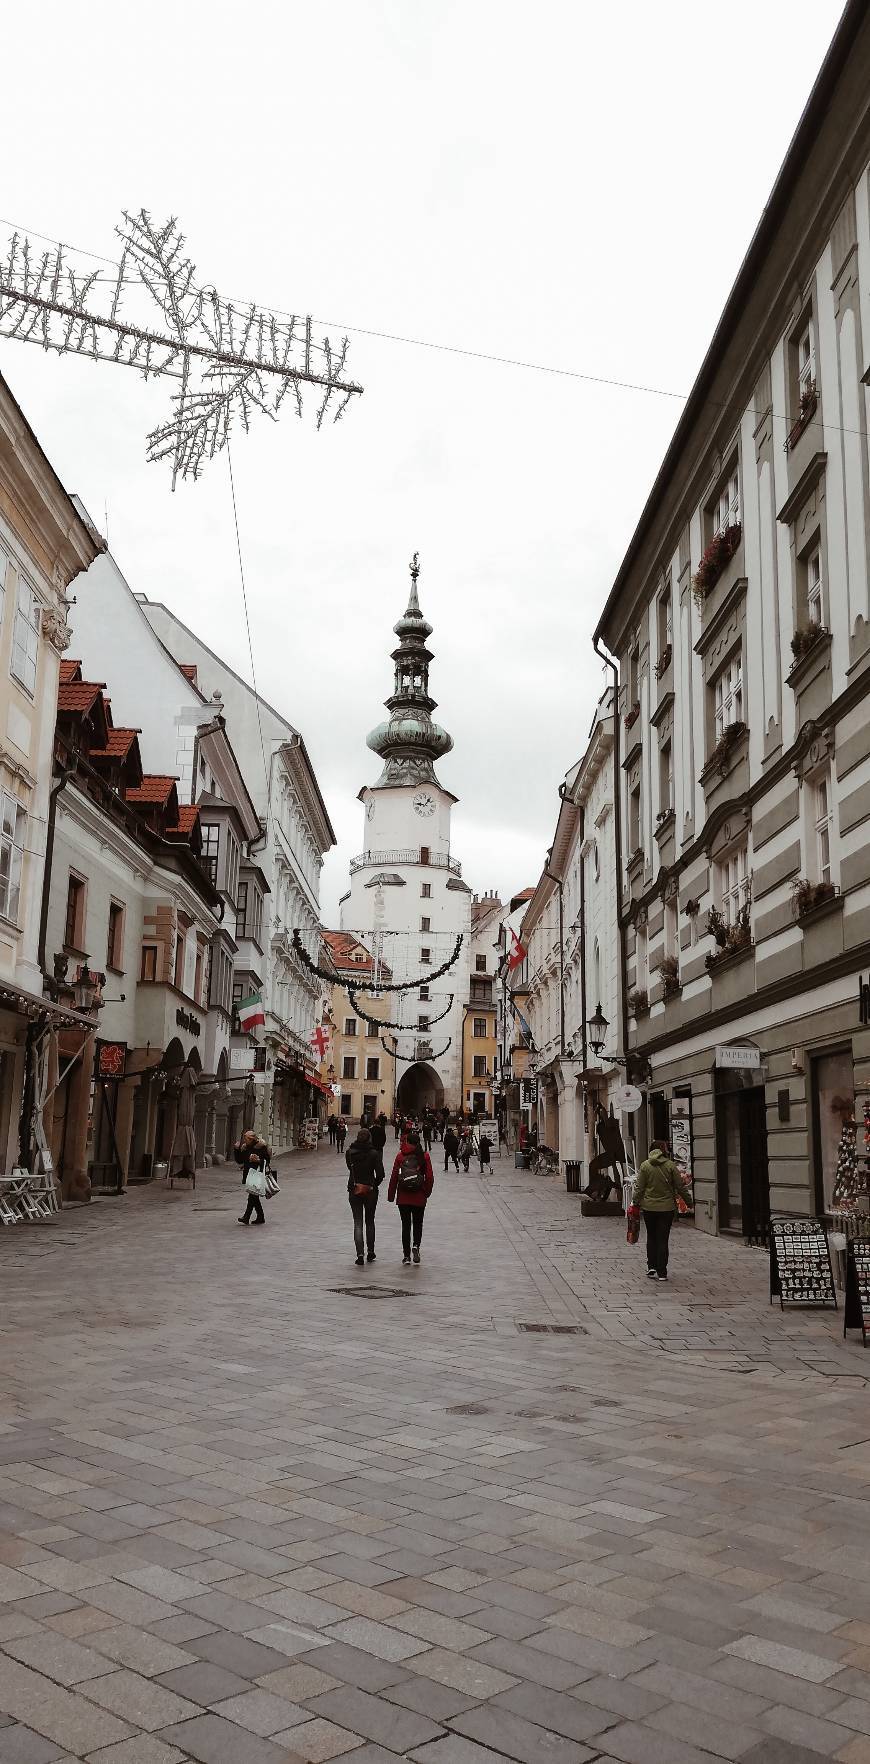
[388,1128,434,1264]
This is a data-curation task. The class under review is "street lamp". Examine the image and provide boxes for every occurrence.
[72,961,99,1014]
[587,1002,608,1058]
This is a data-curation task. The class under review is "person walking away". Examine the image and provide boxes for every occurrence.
[632,1139,692,1281]
[346,1126,381,1264]
[459,1126,473,1173]
[336,1118,347,1154]
[443,1124,459,1172]
[370,1113,387,1186]
[394,1113,402,1141]
[479,1132,491,1172]
[422,1115,433,1153]
[235,1130,270,1225]
[327,1113,337,1146]
[388,1128,434,1264]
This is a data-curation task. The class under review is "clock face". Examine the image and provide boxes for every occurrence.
[366,800,375,820]
[413,791,435,818]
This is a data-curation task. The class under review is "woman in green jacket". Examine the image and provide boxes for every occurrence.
[632,1140,692,1281]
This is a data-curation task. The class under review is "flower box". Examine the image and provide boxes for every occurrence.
[693,524,741,607]
[704,720,748,778]
[704,903,752,971]
[628,987,649,1018]
[654,643,672,680]
[660,954,680,999]
[785,383,818,453]
[626,846,644,875]
[792,877,837,920]
[625,702,641,731]
[789,623,829,667]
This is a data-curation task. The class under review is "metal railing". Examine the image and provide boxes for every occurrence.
[349,849,461,875]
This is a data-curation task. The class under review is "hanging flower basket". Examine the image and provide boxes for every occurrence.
[693,524,742,607]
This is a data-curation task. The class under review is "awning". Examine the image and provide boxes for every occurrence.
[0,980,95,1031]
[305,1074,332,1095]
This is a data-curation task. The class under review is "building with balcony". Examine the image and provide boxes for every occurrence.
[339,556,472,1115]
[594,0,870,1238]
[319,931,396,1124]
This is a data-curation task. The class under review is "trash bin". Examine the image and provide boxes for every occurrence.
[515,1150,530,1169]
[565,1161,582,1193]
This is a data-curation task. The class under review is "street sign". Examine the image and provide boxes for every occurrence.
[614,1083,643,1113]
[715,1045,761,1070]
[230,1048,255,1070]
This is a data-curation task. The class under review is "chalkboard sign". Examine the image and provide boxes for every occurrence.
[770,1218,837,1311]
[844,1239,870,1345]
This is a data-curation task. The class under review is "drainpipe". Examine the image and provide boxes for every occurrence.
[593,638,627,1075]
[577,802,588,1074]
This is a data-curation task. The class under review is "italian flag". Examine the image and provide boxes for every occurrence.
[237,991,265,1033]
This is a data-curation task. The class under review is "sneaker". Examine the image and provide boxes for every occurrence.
[659,1271,668,1281]
[367,1252,376,1262]
[356,1256,364,1265]
[412,1247,420,1264]
[238,1217,249,1225]
[403,1254,411,1265]
[646,1268,658,1279]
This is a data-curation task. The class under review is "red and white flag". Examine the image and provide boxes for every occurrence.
[310,1022,331,1060]
[507,929,527,971]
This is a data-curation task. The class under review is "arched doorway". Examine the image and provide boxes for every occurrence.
[397,1062,445,1118]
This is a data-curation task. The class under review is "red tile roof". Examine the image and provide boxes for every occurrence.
[511,887,535,907]
[91,727,141,760]
[322,929,391,981]
[59,659,80,684]
[125,775,179,806]
[57,681,107,715]
[173,805,200,833]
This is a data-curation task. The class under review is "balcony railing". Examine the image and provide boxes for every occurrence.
[349,849,461,875]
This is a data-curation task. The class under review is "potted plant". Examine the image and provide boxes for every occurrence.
[625,701,641,731]
[655,642,672,680]
[693,523,742,608]
[660,954,680,999]
[627,987,649,1017]
[792,877,836,918]
[789,624,830,667]
[786,381,818,451]
[705,720,748,776]
[704,902,752,970]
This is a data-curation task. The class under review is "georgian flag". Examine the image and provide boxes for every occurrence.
[237,991,266,1032]
[310,1022,331,1059]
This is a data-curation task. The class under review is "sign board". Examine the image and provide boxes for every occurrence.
[96,1040,126,1081]
[301,1117,318,1147]
[521,1077,538,1107]
[844,1239,870,1345]
[669,1090,694,1218]
[614,1083,643,1113]
[231,1048,255,1071]
[715,1045,761,1070]
[770,1218,837,1311]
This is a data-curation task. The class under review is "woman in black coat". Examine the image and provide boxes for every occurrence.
[346,1127,381,1264]
[235,1130,270,1225]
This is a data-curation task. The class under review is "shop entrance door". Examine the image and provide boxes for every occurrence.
[717,1078,770,1241]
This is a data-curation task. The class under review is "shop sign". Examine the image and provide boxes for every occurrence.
[521,1077,538,1106]
[231,1048,255,1071]
[715,1045,760,1070]
[770,1217,837,1310]
[96,1040,126,1081]
[613,1083,643,1113]
[176,1007,201,1037]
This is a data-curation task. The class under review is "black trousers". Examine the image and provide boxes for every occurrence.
[643,1209,673,1275]
[350,1189,378,1257]
[242,1190,265,1224]
[400,1205,426,1253]
[444,1151,458,1171]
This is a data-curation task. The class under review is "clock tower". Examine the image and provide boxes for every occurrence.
[339,556,471,1115]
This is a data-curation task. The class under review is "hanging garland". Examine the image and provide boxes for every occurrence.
[346,987,454,1031]
[293,928,463,993]
[382,1036,452,1064]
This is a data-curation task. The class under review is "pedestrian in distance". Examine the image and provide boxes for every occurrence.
[443,1124,460,1171]
[346,1125,382,1264]
[632,1139,693,1281]
[394,1113,402,1141]
[422,1115,433,1152]
[327,1113,337,1146]
[459,1126,474,1173]
[478,1131,491,1172]
[370,1113,387,1186]
[388,1127,434,1264]
[336,1118,347,1154]
[235,1129,270,1226]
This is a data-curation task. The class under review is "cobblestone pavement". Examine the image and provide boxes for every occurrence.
[3,1147,870,1763]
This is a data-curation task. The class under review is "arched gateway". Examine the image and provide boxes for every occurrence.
[397,1062,445,1117]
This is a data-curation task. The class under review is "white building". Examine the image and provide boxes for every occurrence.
[139,600,335,1151]
[340,557,471,1114]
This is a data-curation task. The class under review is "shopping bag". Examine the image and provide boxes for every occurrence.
[626,1204,641,1245]
[245,1168,267,1196]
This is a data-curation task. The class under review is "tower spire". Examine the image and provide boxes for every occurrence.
[366,553,453,788]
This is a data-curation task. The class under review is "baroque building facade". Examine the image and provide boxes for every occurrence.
[595,0,870,1237]
[340,558,472,1114]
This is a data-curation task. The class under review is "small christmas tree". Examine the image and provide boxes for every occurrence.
[832,1114,860,1208]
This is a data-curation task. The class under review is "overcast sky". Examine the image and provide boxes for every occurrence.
[2,0,845,919]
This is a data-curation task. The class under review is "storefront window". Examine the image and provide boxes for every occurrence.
[812,1048,855,1213]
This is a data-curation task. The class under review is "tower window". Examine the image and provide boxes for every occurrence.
[420,947,431,964]
[421,883,432,898]
[419,986,430,1001]
[420,916,431,932]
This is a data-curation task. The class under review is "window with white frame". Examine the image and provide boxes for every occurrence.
[658,741,673,815]
[635,922,648,990]
[714,653,743,741]
[629,782,641,854]
[798,319,816,398]
[815,770,833,885]
[0,792,26,924]
[664,896,678,960]
[657,584,672,654]
[712,467,740,537]
[719,843,750,927]
[11,577,40,696]
[807,546,822,627]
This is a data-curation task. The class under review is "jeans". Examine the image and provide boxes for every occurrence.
[350,1188,378,1257]
[400,1205,425,1255]
[444,1151,458,1171]
[242,1190,265,1224]
[643,1209,673,1275]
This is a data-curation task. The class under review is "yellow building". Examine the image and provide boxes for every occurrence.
[319,932,396,1125]
[461,893,502,1118]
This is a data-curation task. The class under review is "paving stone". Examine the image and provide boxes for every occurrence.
[467,1637,590,1690]
[1,1633,118,1686]
[644,1699,763,1759]
[297,1644,410,1692]
[154,1662,251,1706]
[724,1636,840,1684]
[757,1702,854,1754]
[280,1718,364,1761]
[381,1679,479,1721]
[255,1664,339,1702]
[77,1670,199,1733]
[409,1737,526,1764]
[185,1630,289,1680]
[491,1680,620,1742]
[594,1719,735,1764]
[0,1653,133,1753]
[305,1687,442,1752]
[452,1701,599,1763]
[209,1689,307,1736]
[0,1727,68,1763]
[405,1646,516,1697]
[84,1627,195,1679]
[158,1711,292,1762]
[84,1741,188,1764]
